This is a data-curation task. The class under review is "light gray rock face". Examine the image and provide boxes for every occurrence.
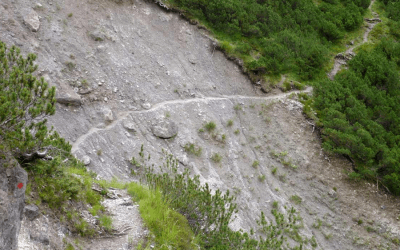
[0,155,28,250]
[23,10,40,32]
[151,120,178,139]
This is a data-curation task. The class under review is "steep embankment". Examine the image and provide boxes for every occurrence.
[1,0,399,249]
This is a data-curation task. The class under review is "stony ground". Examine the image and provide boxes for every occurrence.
[1,0,399,249]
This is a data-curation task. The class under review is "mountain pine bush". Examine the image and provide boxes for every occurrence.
[0,40,56,158]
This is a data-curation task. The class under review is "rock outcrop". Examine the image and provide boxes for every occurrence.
[0,153,28,250]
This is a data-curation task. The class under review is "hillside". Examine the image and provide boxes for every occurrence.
[0,0,399,249]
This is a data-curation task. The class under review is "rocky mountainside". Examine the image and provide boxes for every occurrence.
[1,0,399,249]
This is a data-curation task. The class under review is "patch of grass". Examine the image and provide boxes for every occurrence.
[227,119,234,127]
[252,160,259,168]
[234,129,240,135]
[68,13,73,18]
[65,61,76,71]
[290,195,302,205]
[313,218,322,229]
[127,182,197,249]
[234,104,242,111]
[272,201,278,209]
[65,243,75,250]
[204,121,216,132]
[184,143,202,157]
[258,174,266,182]
[271,167,277,175]
[99,215,113,232]
[211,153,222,163]
[97,149,102,156]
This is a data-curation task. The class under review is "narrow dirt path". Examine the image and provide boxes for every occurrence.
[328,0,380,80]
[71,87,312,153]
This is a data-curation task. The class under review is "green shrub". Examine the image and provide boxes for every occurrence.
[204,121,216,132]
[211,153,222,163]
[184,143,202,157]
[252,160,259,168]
[131,150,308,249]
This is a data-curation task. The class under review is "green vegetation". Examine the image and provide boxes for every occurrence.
[290,195,302,205]
[204,121,217,132]
[211,152,222,163]
[252,160,259,168]
[130,151,312,249]
[0,41,56,158]
[127,182,197,249]
[0,41,116,238]
[164,0,370,81]
[313,39,400,194]
[184,142,202,156]
[227,119,234,127]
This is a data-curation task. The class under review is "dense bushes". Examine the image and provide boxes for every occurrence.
[313,39,400,194]
[378,0,400,39]
[166,0,370,79]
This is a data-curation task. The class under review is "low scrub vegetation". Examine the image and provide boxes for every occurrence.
[131,149,315,249]
[163,0,370,80]
[313,38,400,194]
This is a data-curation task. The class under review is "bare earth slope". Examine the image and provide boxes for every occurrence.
[0,0,399,249]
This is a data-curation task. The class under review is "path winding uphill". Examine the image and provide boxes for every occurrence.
[328,0,381,80]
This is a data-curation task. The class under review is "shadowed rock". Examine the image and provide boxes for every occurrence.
[23,10,40,32]
[151,120,178,139]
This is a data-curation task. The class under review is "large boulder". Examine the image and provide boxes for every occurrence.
[151,120,178,139]
[0,153,28,250]
[23,10,40,32]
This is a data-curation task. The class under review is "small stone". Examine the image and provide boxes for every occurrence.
[328,189,337,198]
[24,204,40,221]
[82,155,91,166]
[142,102,151,110]
[90,30,105,41]
[123,120,136,132]
[104,109,114,122]
[104,97,108,102]
[98,82,103,86]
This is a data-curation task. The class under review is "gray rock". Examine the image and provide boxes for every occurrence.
[123,120,136,132]
[328,189,337,198]
[142,102,151,110]
[335,53,345,60]
[0,153,28,250]
[82,155,91,166]
[151,120,178,139]
[90,30,106,42]
[23,10,40,32]
[30,233,50,245]
[24,204,40,221]
[104,109,114,122]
